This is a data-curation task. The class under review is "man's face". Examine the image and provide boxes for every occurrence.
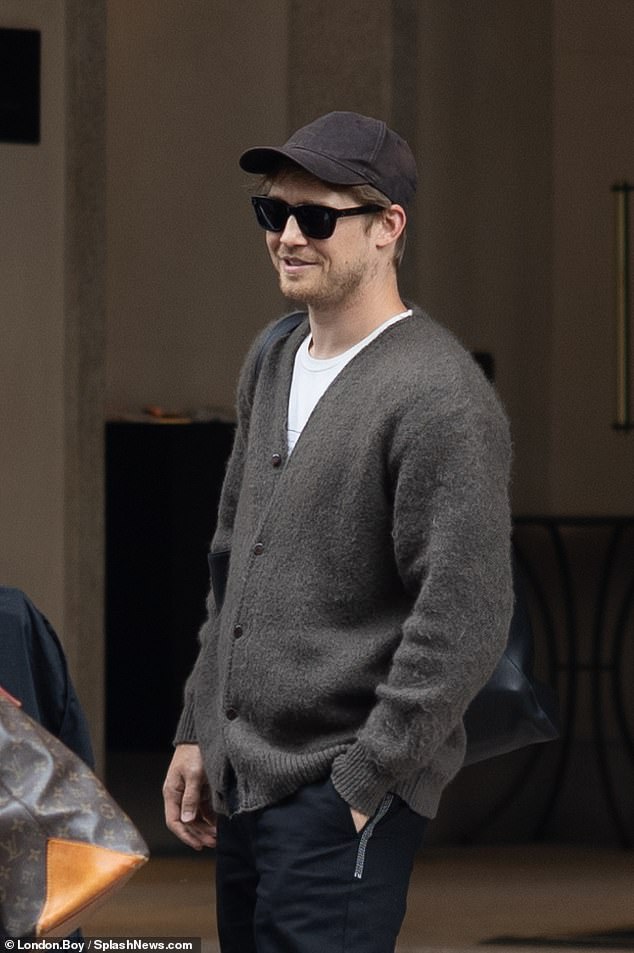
[264,172,380,310]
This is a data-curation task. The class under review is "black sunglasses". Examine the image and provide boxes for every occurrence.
[251,195,384,240]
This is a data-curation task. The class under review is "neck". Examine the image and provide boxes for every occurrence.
[307,278,407,359]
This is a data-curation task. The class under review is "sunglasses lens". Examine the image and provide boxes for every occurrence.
[296,206,335,240]
[252,197,287,232]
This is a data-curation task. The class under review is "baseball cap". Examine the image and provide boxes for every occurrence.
[239,111,417,210]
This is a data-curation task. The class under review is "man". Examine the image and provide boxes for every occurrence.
[163,111,513,952]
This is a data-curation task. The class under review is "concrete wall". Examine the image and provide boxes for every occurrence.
[106,0,289,419]
[415,0,555,513]
[0,0,106,762]
[1,0,66,631]
[550,0,634,514]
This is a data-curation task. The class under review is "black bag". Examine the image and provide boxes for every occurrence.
[462,558,559,764]
[210,312,560,765]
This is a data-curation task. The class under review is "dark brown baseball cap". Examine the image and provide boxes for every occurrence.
[239,111,417,211]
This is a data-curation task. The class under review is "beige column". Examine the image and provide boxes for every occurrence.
[287,0,419,295]
[289,0,394,125]
[63,0,107,769]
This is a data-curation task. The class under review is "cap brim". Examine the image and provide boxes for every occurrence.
[239,145,369,189]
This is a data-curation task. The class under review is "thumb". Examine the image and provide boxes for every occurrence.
[180,777,202,823]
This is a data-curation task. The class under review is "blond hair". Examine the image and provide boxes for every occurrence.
[346,182,407,270]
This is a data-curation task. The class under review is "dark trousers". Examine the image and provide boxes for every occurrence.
[215,777,428,953]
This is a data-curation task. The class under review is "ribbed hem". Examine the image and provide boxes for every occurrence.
[201,731,454,820]
[330,742,394,816]
[173,700,197,746]
[392,771,444,820]
[210,743,350,815]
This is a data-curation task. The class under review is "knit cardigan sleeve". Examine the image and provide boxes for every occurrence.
[330,378,513,814]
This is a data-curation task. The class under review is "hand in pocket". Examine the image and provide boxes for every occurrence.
[350,806,370,833]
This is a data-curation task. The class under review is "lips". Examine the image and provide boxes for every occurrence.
[280,257,317,272]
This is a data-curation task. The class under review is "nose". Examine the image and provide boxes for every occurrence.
[278,214,307,245]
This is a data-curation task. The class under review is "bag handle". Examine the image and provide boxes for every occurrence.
[253,311,307,380]
[0,685,21,707]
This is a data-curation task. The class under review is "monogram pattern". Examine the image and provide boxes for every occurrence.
[0,695,148,938]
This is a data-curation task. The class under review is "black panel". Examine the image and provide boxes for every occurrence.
[105,420,234,750]
[0,28,41,144]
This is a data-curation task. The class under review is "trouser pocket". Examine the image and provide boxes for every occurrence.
[218,778,429,953]
[353,792,394,879]
[325,780,397,880]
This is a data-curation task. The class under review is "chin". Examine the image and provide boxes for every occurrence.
[278,280,311,303]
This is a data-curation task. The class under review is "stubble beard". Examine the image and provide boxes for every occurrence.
[277,256,375,311]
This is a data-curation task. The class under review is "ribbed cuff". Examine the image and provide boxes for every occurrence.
[330,742,394,816]
[173,698,197,746]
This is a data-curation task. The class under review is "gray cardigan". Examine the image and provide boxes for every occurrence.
[175,308,513,819]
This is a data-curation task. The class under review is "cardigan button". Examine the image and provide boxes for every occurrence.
[225,707,238,721]
[271,453,282,468]
[254,542,265,556]
[233,624,243,639]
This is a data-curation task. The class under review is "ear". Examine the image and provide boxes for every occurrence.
[374,204,407,251]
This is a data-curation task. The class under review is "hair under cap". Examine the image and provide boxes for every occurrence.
[239,111,417,210]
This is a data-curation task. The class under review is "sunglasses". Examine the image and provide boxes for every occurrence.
[251,195,384,240]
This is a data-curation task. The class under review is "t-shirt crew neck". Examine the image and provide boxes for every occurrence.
[287,309,412,453]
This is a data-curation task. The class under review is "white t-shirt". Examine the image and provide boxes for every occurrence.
[287,310,412,453]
